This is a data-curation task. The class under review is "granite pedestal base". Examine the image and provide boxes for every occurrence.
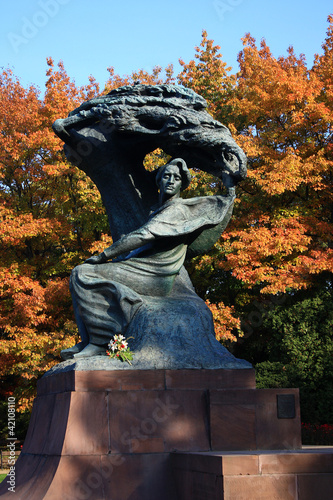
[1,368,331,499]
[172,448,333,500]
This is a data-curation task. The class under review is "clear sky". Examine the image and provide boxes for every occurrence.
[1,0,332,92]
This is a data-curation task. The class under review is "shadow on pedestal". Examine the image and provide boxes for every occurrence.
[0,368,332,499]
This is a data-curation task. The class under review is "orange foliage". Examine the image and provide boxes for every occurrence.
[206,300,242,344]
[178,30,235,120]
[104,64,175,93]
[219,16,333,294]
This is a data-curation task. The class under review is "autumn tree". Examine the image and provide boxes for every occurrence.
[225,22,333,295]
[0,62,92,412]
[178,20,333,428]
[0,60,178,422]
[0,59,116,412]
[231,17,333,428]
[104,64,175,93]
[179,19,333,304]
[178,29,235,122]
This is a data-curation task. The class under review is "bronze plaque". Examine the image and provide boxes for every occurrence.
[277,394,296,419]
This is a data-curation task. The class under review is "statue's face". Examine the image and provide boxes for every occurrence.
[159,165,182,199]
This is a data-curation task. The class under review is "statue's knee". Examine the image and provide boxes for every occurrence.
[70,265,79,279]
[69,266,78,290]
[69,264,87,288]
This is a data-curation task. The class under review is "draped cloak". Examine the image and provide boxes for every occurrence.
[70,192,235,346]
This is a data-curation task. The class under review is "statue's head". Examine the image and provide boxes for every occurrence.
[155,158,191,196]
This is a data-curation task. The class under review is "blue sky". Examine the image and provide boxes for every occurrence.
[1,0,332,92]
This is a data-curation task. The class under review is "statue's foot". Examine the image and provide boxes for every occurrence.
[73,343,107,359]
[61,341,87,360]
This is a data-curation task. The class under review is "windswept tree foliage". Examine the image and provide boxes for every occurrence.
[0,16,333,429]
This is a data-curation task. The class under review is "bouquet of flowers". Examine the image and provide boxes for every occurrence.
[106,334,134,365]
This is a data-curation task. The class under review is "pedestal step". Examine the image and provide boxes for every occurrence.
[0,368,308,499]
[172,448,333,500]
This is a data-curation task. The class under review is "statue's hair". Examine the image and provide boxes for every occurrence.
[155,158,191,191]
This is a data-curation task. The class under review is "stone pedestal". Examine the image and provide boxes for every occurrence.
[0,368,332,499]
[172,448,333,500]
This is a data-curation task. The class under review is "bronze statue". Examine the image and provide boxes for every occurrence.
[53,84,251,369]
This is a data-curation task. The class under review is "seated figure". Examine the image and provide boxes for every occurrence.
[61,158,236,360]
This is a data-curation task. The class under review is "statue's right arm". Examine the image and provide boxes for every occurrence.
[84,226,155,264]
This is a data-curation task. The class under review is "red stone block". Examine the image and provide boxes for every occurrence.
[172,451,223,475]
[173,468,223,500]
[7,369,330,499]
[221,454,260,476]
[74,370,122,391]
[256,390,301,450]
[74,369,165,392]
[172,450,333,500]
[61,391,109,455]
[210,403,257,450]
[44,455,105,500]
[101,453,177,500]
[43,392,71,455]
[118,369,165,391]
[0,454,61,500]
[297,473,333,500]
[223,474,297,500]
[172,466,193,500]
[23,394,56,455]
[37,371,75,395]
[129,437,165,453]
[210,388,255,406]
[165,368,255,390]
[260,450,333,474]
[209,388,301,451]
[108,389,210,454]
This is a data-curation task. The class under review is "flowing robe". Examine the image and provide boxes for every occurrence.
[70,192,235,346]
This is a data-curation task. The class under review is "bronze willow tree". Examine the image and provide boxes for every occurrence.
[52,83,250,369]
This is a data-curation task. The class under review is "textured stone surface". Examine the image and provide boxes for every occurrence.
[46,348,251,374]
[2,369,329,500]
[38,367,256,393]
[209,388,302,451]
[172,449,333,500]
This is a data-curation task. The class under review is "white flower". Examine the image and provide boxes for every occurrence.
[108,334,130,353]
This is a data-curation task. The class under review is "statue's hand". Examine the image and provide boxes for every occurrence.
[84,252,107,265]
